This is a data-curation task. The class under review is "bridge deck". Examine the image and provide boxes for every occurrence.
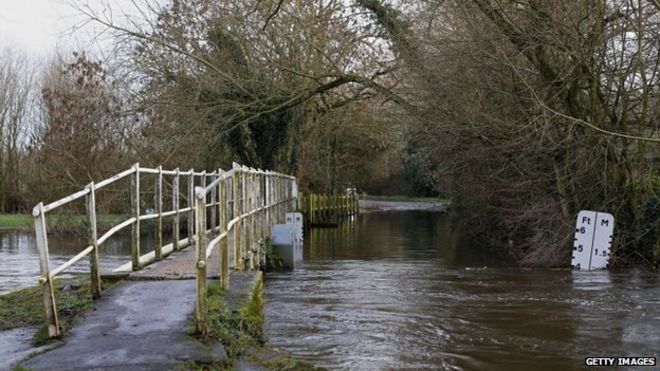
[129,234,235,280]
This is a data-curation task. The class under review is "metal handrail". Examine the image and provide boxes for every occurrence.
[33,162,237,338]
[192,162,298,333]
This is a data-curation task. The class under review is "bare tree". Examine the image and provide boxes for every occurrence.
[361,0,660,265]
[0,48,37,212]
[32,52,127,202]
[71,0,403,175]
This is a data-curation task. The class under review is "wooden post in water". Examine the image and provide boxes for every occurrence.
[85,182,102,299]
[155,166,163,260]
[194,186,208,335]
[310,193,315,225]
[321,194,326,224]
[188,169,195,246]
[33,202,60,337]
[173,169,180,250]
[131,164,140,270]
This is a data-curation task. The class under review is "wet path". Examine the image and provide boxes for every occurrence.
[23,280,226,370]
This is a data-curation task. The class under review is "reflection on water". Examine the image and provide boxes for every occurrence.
[264,211,660,370]
[0,230,155,295]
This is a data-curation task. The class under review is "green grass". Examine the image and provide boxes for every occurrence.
[0,277,117,345]
[0,213,127,233]
[0,214,33,230]
[189,282,320,370]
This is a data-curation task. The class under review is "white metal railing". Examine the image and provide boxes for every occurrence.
[192,163,297,334]
[32,162,296,337]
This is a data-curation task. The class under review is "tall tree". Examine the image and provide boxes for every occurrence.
[0,48,36,212]
[361,0,660,265]
[34,53,126,201]
[75,0,400,175]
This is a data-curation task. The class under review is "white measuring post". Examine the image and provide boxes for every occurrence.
[572,210,614,270]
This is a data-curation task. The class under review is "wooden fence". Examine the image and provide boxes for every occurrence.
[32,162,296,337]
[300,192,358,227]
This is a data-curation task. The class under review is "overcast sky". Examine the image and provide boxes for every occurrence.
[0,0,144,57]
[0,0,75,55]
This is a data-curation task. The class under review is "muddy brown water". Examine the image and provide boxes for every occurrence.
[0,230,155,295]
[264,211,660,370]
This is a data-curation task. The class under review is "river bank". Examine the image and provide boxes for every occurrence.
[0,213,127,233]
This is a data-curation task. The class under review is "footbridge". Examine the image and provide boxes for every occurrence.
[32,162,298,338]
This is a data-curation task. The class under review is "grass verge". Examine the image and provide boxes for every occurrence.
[0,214,33,231]
[187,282,320,370]
[0,213,127,234]
[0,277,118,345]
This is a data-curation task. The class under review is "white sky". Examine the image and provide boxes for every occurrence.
[0,0,76,55]
[0,0,145,57]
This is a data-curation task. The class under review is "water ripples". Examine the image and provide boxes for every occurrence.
[265,211,660,370]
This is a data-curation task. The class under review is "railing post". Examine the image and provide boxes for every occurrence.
[210,171,217,232]
[86,182,102,299]
[243,169,253,270]
[173,168,180,250]
[259,172,266,269]
[201,171,207,232]
[155,165,163,260]
[277,175,286,223]
[33,203,60,337]
[248,170,255,270]
[188,169,195,246]
[194,186,208,335]
[131,163,140,270]
[242,168,249,269]
[220,176,229,290]
[264,173,270,230]
[233,166,242,270]
[218,168,223,232]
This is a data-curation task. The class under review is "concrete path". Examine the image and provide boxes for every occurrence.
[24,280,227,371]
[0,327,59,370]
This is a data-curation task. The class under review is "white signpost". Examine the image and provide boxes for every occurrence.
[572,210,614,270]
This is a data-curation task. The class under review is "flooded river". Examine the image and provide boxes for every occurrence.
[264,211,660,370]
[0,230,153,295]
